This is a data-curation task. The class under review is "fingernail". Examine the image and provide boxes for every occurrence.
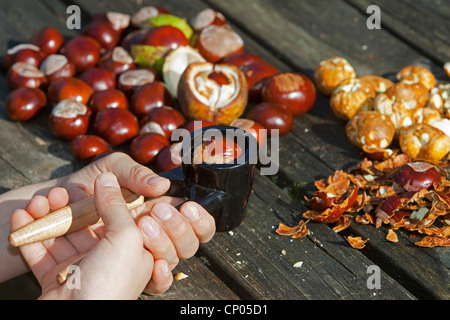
[146,175,168,186]
[141,217,160,238]
[160,260,171,277]
[181,204,200,221]
[153,202,173,221]
[98,173,120,189]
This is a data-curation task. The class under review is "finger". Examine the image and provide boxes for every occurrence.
[179,202,216,243]
[95,153,170,199]
[150,202,199,260]
[138,215,179,268]
[94,173,139,234]
[25,195,50,220]
[47,187,70,211]
[10,209,57,285]
[143,259,173,296]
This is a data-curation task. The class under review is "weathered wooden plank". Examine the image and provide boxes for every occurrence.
[197,173,415,300]
[204,0,450,299]
[346,0,450,64]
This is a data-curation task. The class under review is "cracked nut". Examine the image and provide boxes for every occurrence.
[399,123,450,162]
[385,81,429,110]
[397,65,436,91]
[329,78,373,120]
[177,62,248,125]
[373,93,414,133]
[314,56,356,96]
[345,111,395,150]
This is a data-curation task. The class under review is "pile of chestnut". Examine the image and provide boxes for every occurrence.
[3,6,317,173]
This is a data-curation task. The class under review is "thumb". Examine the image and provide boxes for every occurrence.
[94,172,137,233]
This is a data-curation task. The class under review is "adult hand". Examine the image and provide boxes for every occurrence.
[10,153,215,298]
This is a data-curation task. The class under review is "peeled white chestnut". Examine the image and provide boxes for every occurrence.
[177,62,248,125]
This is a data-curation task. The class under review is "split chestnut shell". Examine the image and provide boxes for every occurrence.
[177,62,248,125]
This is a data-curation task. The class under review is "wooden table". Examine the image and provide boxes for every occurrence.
[0,0,448,301]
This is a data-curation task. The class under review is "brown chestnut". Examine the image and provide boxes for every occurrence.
[221,52,263,68]
[94,108,139,146]
[190,8,227,32]
[79,67,116,92]
[6,62,48,90]
[195,25,244,63]
[393,162,441,192]
[247,102,293,136]
[239,60,279,102]
[262,73,317,116]
[5,87,47,122]
[131,6,169,29]
[143,25,189,48]
[117,69,156,98]
[47,78,93,105]
[130,81,173,118]
[89,89,128,113]
[139,106,185,139]
[155,142,182,172]
[70,134,110,161]
[3,44,44,70]
[49,99,91,140]
[39,54,76,83]
[92,12,131,34]
[83,20,120,51]
[130,132,170,165]
[120,29,148,52]
[29,26,64,57]
[60,36,102,74]
[98,47,136,76]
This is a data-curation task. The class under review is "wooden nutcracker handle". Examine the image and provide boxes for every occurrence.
[8,188,144,247]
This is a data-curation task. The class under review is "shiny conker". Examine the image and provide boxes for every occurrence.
[130,81,173,118]
[39,54,76,83]
[129,132,170,165]
[29,26,65,57]
[82,20,120,51]
[195,25,244,63]
[247,102,293,136]
[5,87,47,122]
[139,106,185,139]
[48,99,91,140]
[262,73,316,116]
[117,69,156,98]
[79,67,116,92]
[70,134,110,161]
[94,108,139,146]
[155,142,182,172]
[6,62,48,90]
[89,89,128,113]
[47,77,93,105]
[3,44,44,70]
[143,25,189,48]
[98,47,136,76]
[60,36,102,74]
[239,61,279,102]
